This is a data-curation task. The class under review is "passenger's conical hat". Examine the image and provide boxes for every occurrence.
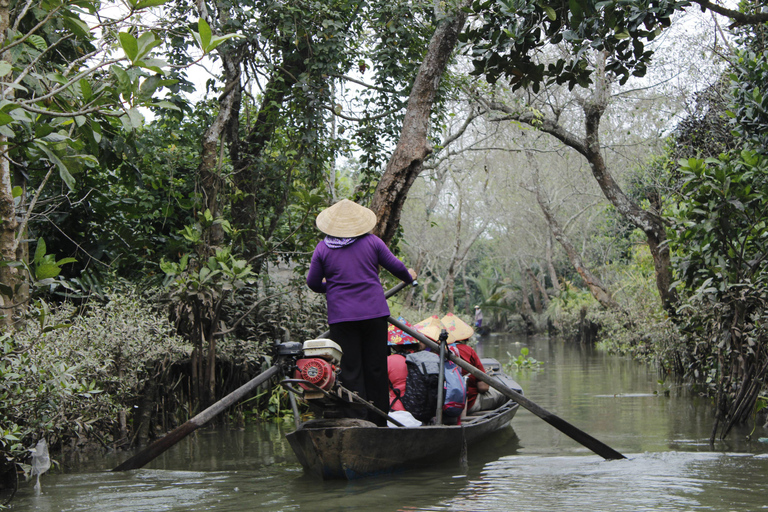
[440,313,474,341]
[388,316,419,345]
[413,315,456,344]
[316,199,377,237]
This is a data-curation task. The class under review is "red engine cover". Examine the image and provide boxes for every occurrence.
[294,358,336,391]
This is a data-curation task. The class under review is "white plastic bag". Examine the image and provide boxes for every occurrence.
[387,410,422,428]
[30,439,50,493]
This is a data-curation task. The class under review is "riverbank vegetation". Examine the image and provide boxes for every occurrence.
[2,0,767,492]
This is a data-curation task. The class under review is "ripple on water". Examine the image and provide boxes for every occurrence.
[433,452,768,512]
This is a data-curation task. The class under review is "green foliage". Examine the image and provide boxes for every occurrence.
[727,10,768,152]
[0,239,77,314]
[670,152,768,294]
[162,246,256,297]
[728,48,768,151]
[2,0,203,295]
[505,347,543,371]
[666,151,768,431]
[192,18,243,55]
[223,276,328,345]
[672,78,737,160]
[161,246,258,361]
[462,0,686,89]
[752,395,768,436]
[3,0,177,186]
[551,244,679,362]
[546,280,595,320]
[31,239,77,282]
[0,292,189,463]
[247,386,299,424]
[466,274,520,331]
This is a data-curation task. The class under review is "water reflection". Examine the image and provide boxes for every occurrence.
[11,333,768,511]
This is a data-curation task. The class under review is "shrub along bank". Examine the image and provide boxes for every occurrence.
[0,287,318,476]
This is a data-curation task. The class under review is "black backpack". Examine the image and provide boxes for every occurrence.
[399,351,441,423]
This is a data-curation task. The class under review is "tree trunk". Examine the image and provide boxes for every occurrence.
[546,233,561,294]
[531,172,618,309]
[198,53,242,251]
[462,266,472,316]
[517,259,536,334]
[526,267,543,314]
[0,2,20,327]
[527,266,549,310]
[483,52,678,313]
[582,102,674,312]
[443,196,465,313]
[443,265,456,312]
[230,43,309,263]
[371,3,469,245]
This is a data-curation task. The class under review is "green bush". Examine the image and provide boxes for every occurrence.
[0,292,189,463]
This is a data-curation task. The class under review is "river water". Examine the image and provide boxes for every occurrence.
[11,334,768,511]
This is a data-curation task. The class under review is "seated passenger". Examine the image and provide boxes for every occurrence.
[440,313,507,413]
[386,318,423,423]
[412,316,463,425]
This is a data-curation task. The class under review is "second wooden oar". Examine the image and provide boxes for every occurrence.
[113,364,281,471]
[388,316,626,460]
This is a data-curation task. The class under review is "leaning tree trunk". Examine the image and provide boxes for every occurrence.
[546,233,561,294]
[530,171,618,309]
[483,52,678,314]
[371,2,469,245]
[582,103,676,312]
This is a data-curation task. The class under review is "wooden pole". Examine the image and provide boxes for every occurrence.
[388,316,626,460]
[435,331,447,424]
[113,365,281,471]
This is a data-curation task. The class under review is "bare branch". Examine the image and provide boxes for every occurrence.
[331,74,398,94]
[691,0,768,25]
[12,167,54,254]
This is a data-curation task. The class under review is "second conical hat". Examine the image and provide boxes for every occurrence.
[414,315,456,344]
[440,313,474,341]
[316,199,377,238]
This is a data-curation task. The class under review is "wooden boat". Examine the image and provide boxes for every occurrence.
[285,358,522,480]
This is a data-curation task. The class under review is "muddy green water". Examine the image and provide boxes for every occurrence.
[11,334,768,511]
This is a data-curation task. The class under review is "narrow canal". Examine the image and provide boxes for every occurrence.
[11,333,768,511]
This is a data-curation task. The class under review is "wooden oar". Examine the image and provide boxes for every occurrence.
[388,316,626,460]
[112,365,281,471]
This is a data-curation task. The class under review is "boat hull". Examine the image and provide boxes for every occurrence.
[286,400,519,479]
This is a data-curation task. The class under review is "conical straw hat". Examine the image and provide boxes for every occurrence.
[440,313,474,341]
[414,315,456,344]
[316,199,377,237]
[388,316,419,345]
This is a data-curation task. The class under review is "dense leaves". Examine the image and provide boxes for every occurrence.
[668,152,768,438]
[728,48,768,152]
[672,153,768,293]
[462,0,686,89]
[0,294,188,460]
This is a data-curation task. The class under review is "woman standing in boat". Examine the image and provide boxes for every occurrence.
[306,199,416,426]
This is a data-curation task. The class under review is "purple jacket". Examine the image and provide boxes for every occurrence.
[306,234,413,324]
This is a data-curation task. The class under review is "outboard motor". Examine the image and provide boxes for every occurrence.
[293,339,342,397]
[274,338,343,401]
